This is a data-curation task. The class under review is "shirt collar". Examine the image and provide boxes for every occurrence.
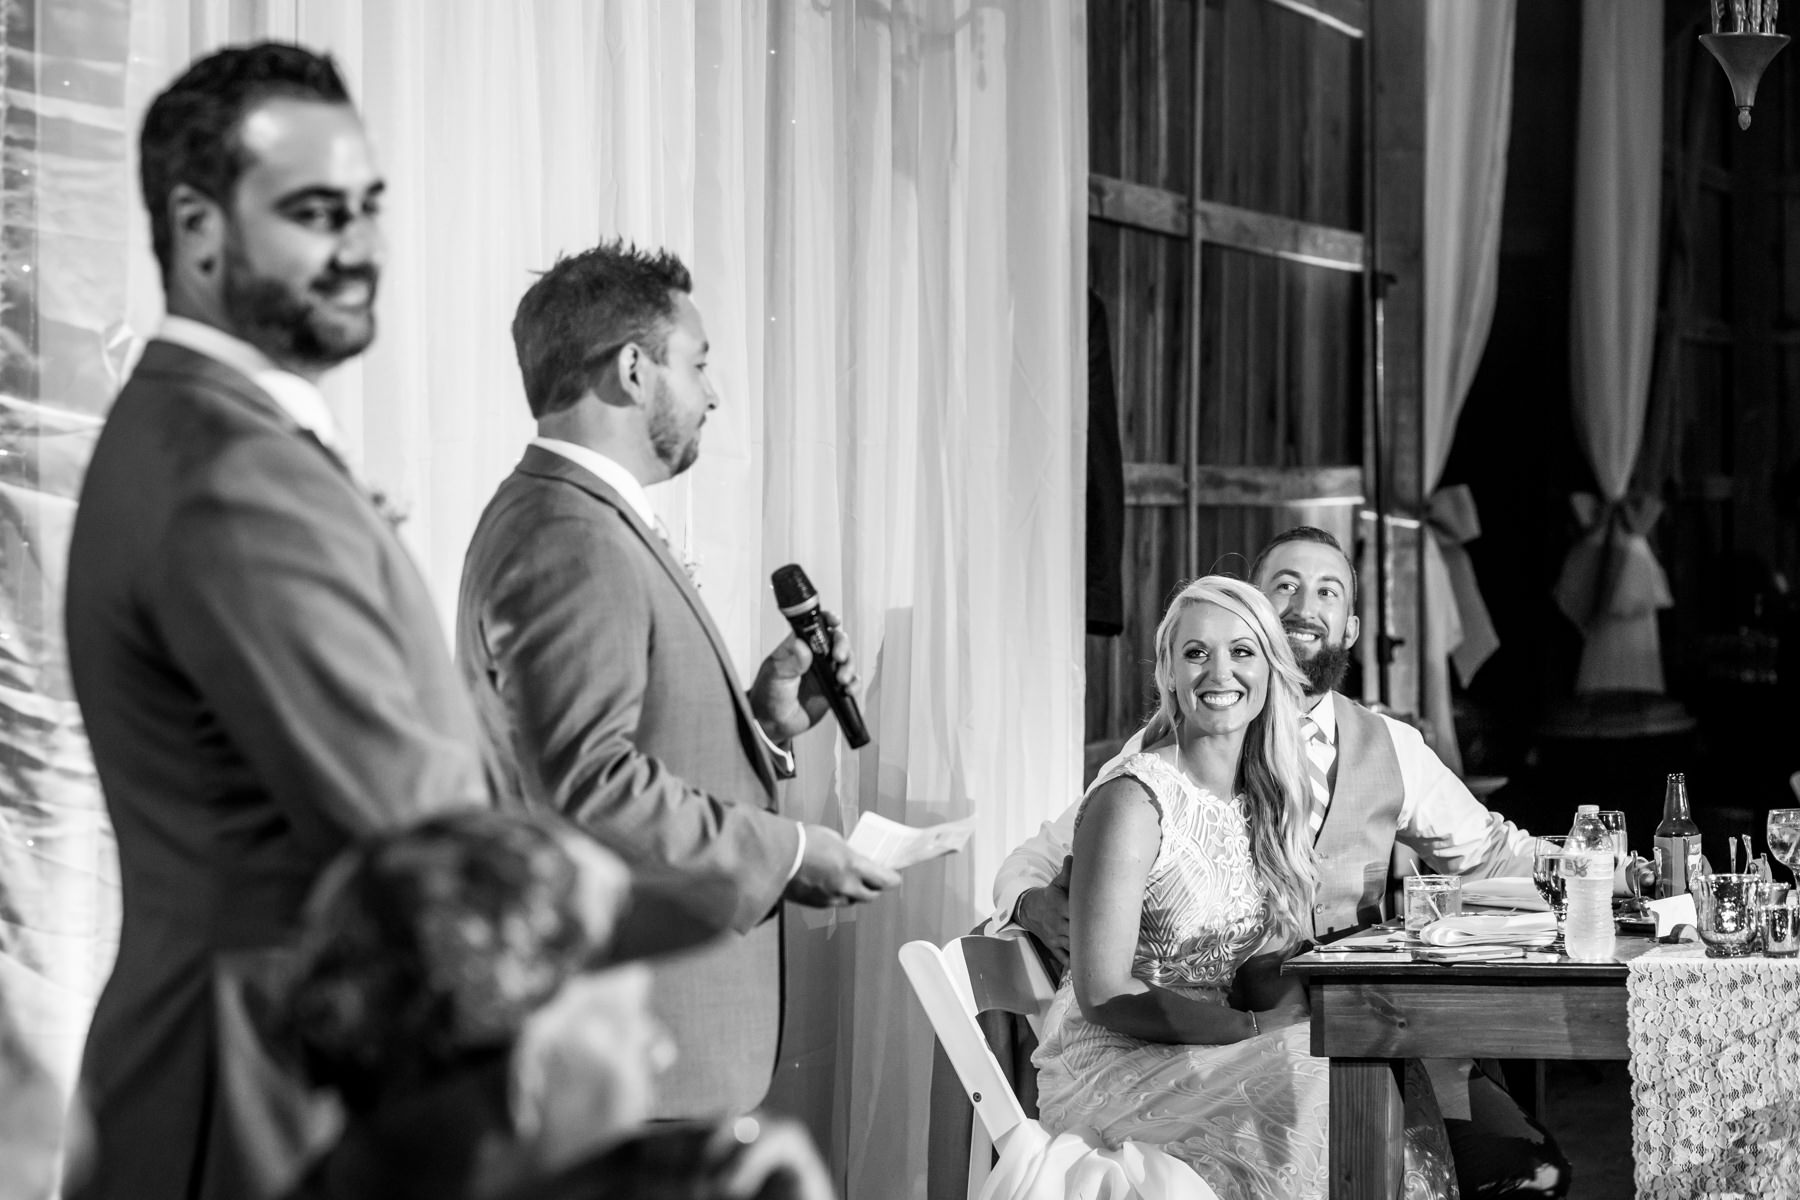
[159,315,341,449]
[1303,690,1339,745]
[528,437,656,527]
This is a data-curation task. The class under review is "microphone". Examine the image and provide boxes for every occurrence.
[770,564,871,749]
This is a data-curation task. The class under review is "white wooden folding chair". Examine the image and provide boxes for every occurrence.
[899,934,1059,1200]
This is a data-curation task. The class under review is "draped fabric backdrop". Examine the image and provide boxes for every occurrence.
[0,3,1087,1196]
[1555,0,1670,694]
[1420,0,1514,773]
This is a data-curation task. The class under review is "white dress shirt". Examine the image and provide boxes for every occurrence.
[529,436,657,526]
[988,691,1537,930]
[159,316,341,451]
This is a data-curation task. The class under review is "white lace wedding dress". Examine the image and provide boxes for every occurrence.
[1031,753,1457,1200]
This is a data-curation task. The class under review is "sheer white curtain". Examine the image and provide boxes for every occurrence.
[1421,0,1514,772]
[5,2,1086,1192]
[1555,0,1670,694]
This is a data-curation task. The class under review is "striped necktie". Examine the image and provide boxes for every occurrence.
[1299,714,1333,840]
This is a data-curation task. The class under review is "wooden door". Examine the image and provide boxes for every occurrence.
[1085,0,1425,770]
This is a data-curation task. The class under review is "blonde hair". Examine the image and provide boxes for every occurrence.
[1140,576,1317,943]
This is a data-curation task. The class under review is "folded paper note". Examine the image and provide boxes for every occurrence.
[1646,893,1698,938]
[1418,912,1559,948]
[1459,876,1550,912]
[847,812,975,871]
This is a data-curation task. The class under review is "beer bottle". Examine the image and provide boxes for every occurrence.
[1653,772,1702,899]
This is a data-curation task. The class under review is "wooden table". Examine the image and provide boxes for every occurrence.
[1284,935,1658,1200]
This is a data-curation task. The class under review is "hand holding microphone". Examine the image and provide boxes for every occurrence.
[749,564,871,748]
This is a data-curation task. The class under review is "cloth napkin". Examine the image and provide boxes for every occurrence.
[1418,912,1559,947]
[1458,876,1549,912]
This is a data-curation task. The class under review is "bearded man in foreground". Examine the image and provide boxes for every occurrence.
[64,42,487,1200]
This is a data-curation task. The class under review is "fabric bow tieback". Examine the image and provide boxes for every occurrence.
[1424,484,1500,686]
[1551,492,1672,633]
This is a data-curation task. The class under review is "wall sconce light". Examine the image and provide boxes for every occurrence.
[1701,0,1789,129]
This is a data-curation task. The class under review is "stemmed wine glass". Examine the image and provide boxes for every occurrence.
[1768,809,1800,884]
[1595,810,1647,906]
[1595,810,1628,859]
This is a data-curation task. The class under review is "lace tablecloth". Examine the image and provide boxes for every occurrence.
[1627,945,1800,1198]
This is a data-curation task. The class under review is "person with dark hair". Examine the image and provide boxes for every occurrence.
[456,240,898,1120]
[991,527,1570,1196]
[278,810,836,1200]
[64,41,487,1200]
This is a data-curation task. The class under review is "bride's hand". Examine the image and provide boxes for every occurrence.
[1254,996,1311,1033]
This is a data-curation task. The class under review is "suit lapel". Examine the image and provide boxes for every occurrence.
[514,446,779,793]
[138,340,387,519]
[139,339,305,437]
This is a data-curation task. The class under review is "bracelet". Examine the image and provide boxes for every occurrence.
[1249,1010,1260,1037]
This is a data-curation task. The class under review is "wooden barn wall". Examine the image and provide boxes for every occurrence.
[1086,0,1370,759]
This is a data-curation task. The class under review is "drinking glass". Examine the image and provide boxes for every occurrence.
[1532,836,1571,923]
[1404,875,1462,931]
[1594,810,1642,902]
[1761,882,1799,957]
[1768,809,1800,883]
[1692,872,1763,958]
[1595,810,1628,857]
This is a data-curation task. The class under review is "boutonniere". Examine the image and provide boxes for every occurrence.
[301,430,410,531]
[676,545,702,589]
[651,515,700,588]
[366,483,410,530]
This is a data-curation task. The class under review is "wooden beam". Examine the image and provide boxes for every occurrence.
[1125,463,1189,507]
[1367,0,1427,712]
[1184,2,1209,585]
[1126,463,1366,507]
[1088,175,1366,271]
[1261,0,1367,40]
[1193,200,1365,271]
[1191,465,1365,506]
[1088,174,1187,238]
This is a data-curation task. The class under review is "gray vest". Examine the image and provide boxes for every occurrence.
[1309,693,1405,937]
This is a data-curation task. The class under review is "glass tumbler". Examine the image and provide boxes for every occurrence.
[1404,874,1462,932]
[1761,883,1799,957]
[1692,872,1763,958]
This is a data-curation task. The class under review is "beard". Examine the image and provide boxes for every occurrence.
[646,375,701,477]
[222,236,377,373]
[1284,616,1353,697]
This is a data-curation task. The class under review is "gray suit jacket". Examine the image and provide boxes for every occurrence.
[64,340,489,1200]
[455,446,799,1116]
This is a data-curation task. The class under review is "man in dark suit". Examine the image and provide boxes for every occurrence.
[64,43,488,1200]
[457,241,899,1119]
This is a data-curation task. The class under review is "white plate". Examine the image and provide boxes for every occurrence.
[1460,876,1549,912]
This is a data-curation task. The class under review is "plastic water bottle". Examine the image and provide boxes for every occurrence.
[1564,804,1617,961]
